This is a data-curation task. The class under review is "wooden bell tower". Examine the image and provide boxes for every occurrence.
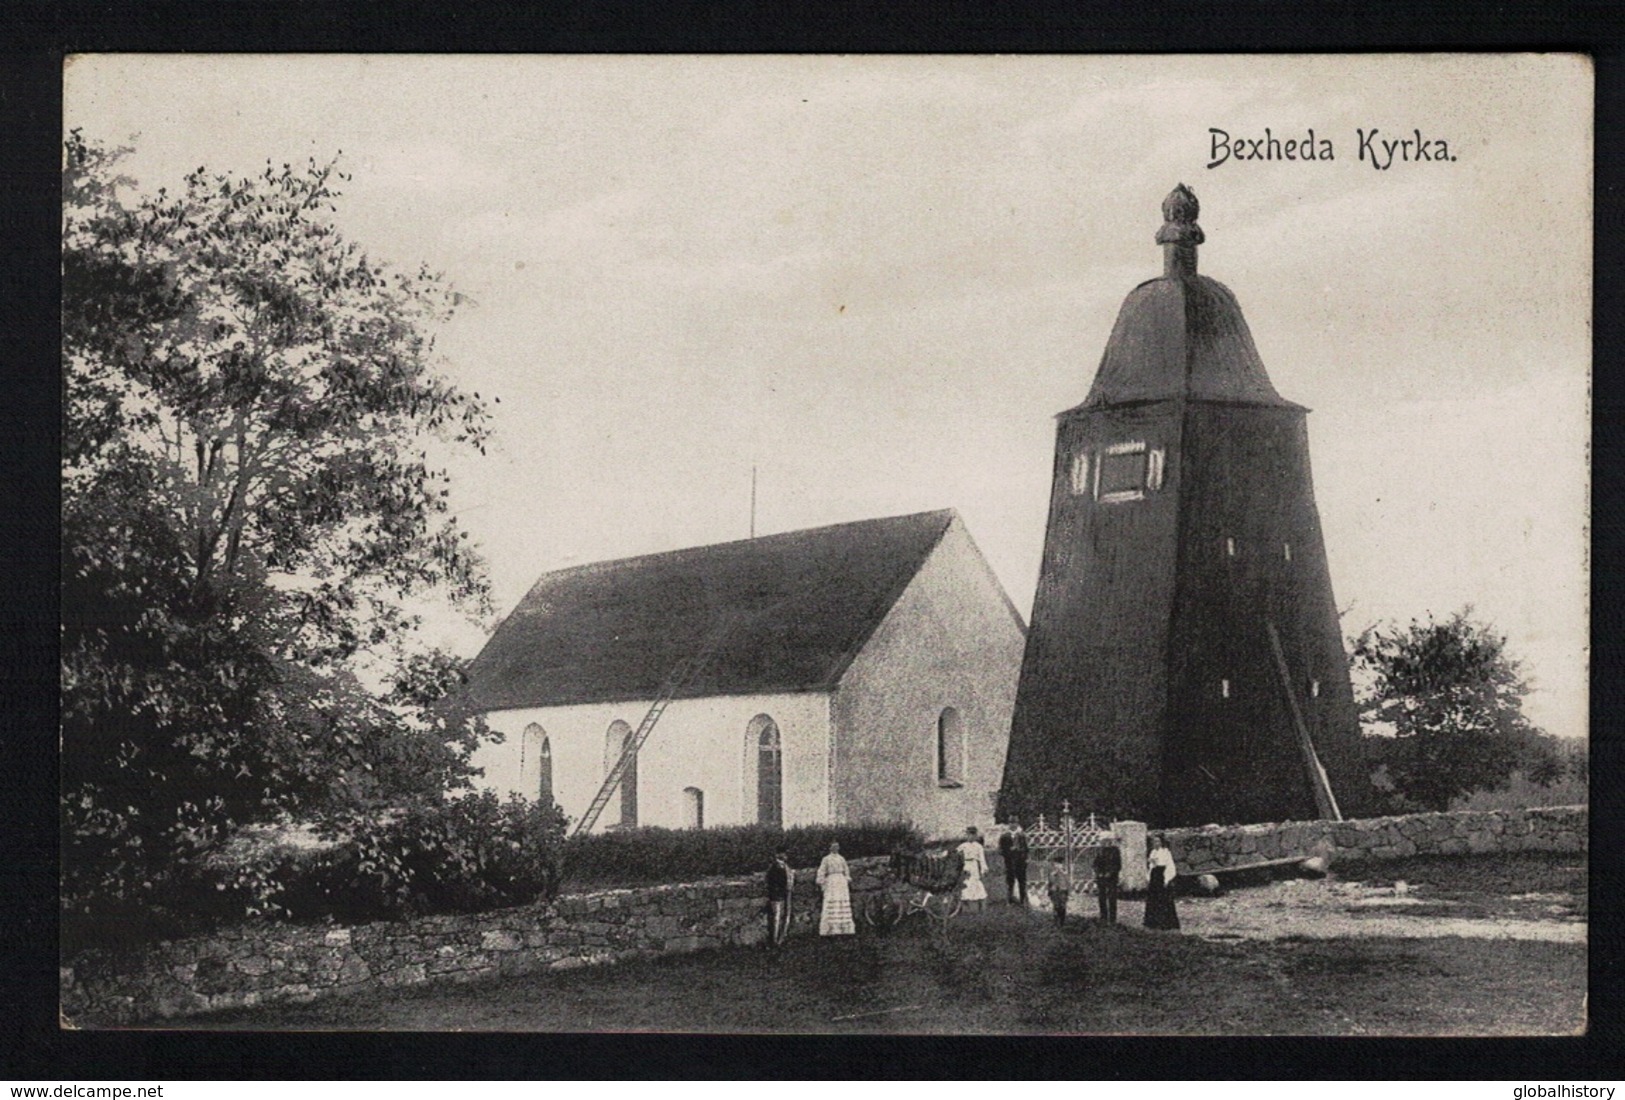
[998,185,1364,828]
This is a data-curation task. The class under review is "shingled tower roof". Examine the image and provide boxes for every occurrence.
[467,509,965,711]
[999,184,1364,828]
[1078,183,1299,411]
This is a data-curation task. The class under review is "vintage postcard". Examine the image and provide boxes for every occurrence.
[60,54,1589,1035]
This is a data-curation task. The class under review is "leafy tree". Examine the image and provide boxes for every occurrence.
[1351,608,1560,812]
[61,132,502,931]
[1558,737,1588,787]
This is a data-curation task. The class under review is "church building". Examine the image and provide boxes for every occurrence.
[999,185,1366,829]
[466,509,1025,837]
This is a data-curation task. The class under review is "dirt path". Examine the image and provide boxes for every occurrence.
[1032,873,1586,944]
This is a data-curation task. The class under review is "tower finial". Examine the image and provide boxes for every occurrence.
[1155,183,1204,277]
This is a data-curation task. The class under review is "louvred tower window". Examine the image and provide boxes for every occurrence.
[1095,440,1165,502]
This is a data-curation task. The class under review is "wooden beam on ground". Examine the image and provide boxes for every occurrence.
[1191,855,1317,876]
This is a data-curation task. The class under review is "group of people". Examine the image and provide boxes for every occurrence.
[760,838,864,942]
[764,840,861,945]
[764,825,1182,946]
[997,820,1180,931]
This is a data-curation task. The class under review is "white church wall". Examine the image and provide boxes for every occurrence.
[473,692,830,832]
[830,516,1025,838]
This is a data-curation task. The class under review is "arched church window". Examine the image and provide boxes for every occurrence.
[937,707,965,787]
[521,722,553,805]
[604,720,638,828]
[683,786,705,829]
[750,716,783,827]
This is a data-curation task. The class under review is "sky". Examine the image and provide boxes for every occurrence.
[65,54,1592,738]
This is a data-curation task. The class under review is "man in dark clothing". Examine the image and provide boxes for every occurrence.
[999,820,1030,905]
[765,847,793,946]
[1092,842,1122,924]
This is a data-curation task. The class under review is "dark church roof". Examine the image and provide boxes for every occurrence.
[1074,184,1302,412]
[467,509,959,711]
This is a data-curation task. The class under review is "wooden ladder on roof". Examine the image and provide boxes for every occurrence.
[570,616,739,838]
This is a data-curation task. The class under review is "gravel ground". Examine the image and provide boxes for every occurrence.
[1010,851,1588,944]
[1140,878,1587,943]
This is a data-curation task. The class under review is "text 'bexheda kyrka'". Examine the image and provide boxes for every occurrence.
[1208,128,1457,170]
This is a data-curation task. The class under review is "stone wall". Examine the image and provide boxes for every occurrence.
[1162,805,1587,876]
[63,806,1589,1025]
[61,857,894,1027]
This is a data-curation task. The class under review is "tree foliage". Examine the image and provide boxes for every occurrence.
[61,132,501,929]
[1351,608,1562,812]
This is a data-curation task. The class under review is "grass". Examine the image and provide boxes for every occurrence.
[1449,773,1587,812]
[191,852,1587,1036]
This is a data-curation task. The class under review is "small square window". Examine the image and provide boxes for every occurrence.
[1094,440,1166,503]
[1099,450,1147,495]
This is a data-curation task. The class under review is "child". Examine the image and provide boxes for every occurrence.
[765,846,793,947]
[1046,856,1071,927]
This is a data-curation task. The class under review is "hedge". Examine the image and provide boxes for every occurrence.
[560,820,923,889]
[62,813,921,956]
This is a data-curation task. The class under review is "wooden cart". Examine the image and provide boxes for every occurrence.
[860,847,965,935]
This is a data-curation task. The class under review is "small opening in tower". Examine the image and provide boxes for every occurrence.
[1225,537,1237,558]
[1310,678,1321,698]
[1069,452,1090,495]
[1283,542,1293,561]
[1220,678,1231,699]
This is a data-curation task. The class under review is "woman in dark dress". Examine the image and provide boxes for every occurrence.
[1143,834,1181,930]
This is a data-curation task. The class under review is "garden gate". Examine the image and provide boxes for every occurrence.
[1021,802,1118,903]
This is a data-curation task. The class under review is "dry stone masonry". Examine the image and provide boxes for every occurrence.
[62,857,893,1026]
[1162,805,1586,875]
[63,806,1587,1026]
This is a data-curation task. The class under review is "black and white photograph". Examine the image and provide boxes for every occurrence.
[58,53,1590,1036]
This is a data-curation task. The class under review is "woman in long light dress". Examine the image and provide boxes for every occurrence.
[1143,834,1181,930]
[816,840,855,936]
[957,826,989,913]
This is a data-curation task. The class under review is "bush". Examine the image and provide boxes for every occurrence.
[61,821,334,958]
[560,820,922,890]
[278,791,568,922]
[62,793,570,954]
